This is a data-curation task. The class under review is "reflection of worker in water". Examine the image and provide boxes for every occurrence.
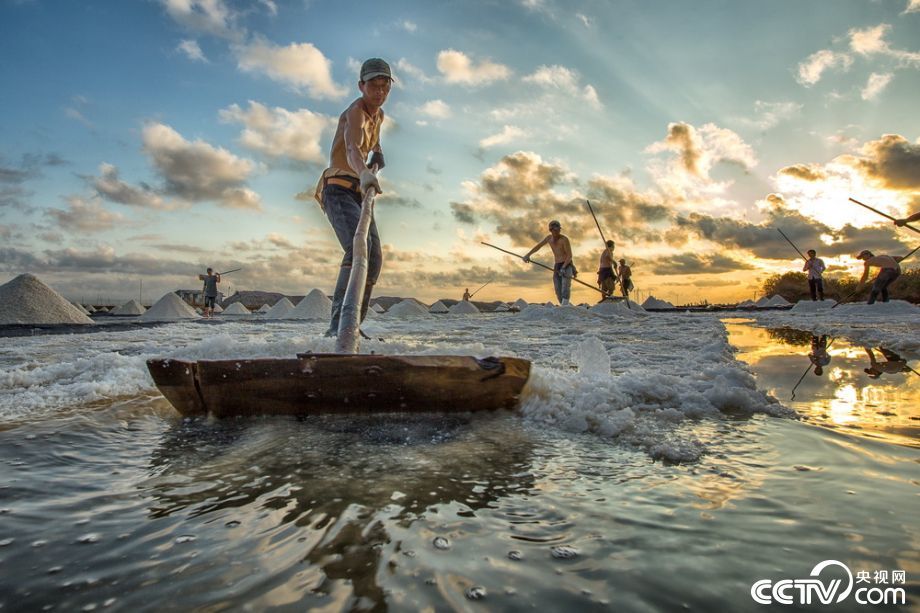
[863,347,910,379]
[808,335,831,376]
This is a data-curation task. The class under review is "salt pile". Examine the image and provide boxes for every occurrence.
[512,298,528,310]
[0,274,94,325]
[257,304,271,314]
[834,300,918,316]
[265,297,295,318]
[790,300,832,312]
[212,304,223,313]
[494,302,511,312]
[449,300,480,314]
[754,297,772,307]
[84,304,96,313]
[72,301,90,315]
[591,300,646,317]
[386,299,430,318]
[221,302,251,316]
[429,300,449,314]
[767,295,791,306]
[544,301,555,307]
[111,299,146,316]
[371,302,385,313]
[737,300,756,308]
[642,296,675,309]
[139,292,200,321]
[285,289,332,320]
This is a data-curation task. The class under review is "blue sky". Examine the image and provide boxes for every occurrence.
[1,0,919,305]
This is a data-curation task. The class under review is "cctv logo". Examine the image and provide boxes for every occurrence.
[751,560,906,606]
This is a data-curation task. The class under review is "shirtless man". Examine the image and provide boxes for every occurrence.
[314,58,392,337]
[855,250,902,304]
[523,220,575,305]
[462,288,471,301]
[597,240,617,300]
[618,258,633,299]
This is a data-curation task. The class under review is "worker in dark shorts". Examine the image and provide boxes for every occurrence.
[597,240,617,301]
[855,250,901,304]
[314,58,392,336]
[198,267,220,318]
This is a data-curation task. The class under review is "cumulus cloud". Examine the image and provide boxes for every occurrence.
[219,101,334,165]
[176,39,207,62]
[848,23,920,64]
[0,153,67,211]
[91,163,166,209]
[479,125,525,149]
[845,134,920,189]
[522,65,602,109]
[777,164,828,182]
[646,122,757,180]
[142,122,263,210]
[235,39,347,99]
[436,49,511,86]
[418,99,451,119]
[795,49,853,85]
[906,0,920,14]
[861,72,894,100]
[656,252,754,275]
[160,0,241,40]
[46,196,125,233]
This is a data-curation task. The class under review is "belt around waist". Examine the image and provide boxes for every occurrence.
[326,176,359,191]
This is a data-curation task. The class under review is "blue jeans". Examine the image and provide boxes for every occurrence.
[323,185,382,331]
[553,263,574,303]
[868,268,900,304]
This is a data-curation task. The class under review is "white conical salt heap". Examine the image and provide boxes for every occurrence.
[429,300,449,313]
[449,300,480,314]
[642,295,675,309]
[494,302,510,312]
[257,303,271,313]
[386,299,429,318]
[737,299,756,308]
[371,302,385,313]
[221,302,251,315]
[768,294,790,306]
[265,296,295,318]
[212,303,223,313]
[139,292,200,321]
[754,296,771,307]
[111,298,146,316]
[0,274,94,325]
[512,298,528,310]
[84,304,96,313]
[72,301,90,314]
[285,289,332,320]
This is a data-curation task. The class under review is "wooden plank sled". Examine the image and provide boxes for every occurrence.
[147,354,531,417]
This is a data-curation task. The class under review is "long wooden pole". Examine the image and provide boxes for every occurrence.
[776,228,807,261]
[849,197,920,235]
[469,279,492,298]
[482,242,612,297]
[335,166,379,354]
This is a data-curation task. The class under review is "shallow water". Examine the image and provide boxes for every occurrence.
[0,312,918,610]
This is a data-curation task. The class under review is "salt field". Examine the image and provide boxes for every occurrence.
[1,305,917,610]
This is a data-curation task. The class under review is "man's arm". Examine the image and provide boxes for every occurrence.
[198,274,205,281]
[858,263,870,284]
[215,273,221,283]
[343,104,381,193]
[523,236,549,262]
[894,211,920,226]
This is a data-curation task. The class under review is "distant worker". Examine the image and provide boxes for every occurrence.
[894,211,920,227]
[523,220,576,305]
[808,335,831,376]
[855,250,901,304]
[597,240,617,300]
[802,249,826,301]
[198,267,221,318]
[314,58,392,337]
[618,258,633,299]
[863,347,909,379]
[462,288,471,301]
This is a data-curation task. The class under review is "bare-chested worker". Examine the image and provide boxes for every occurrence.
[855,250,902,304]
[313,58,392,337]
[462,288,471,301]
[597,240,617,300]
[523,220,575,305]
[618,258,633,299]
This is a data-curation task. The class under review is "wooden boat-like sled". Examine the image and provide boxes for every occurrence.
[147,353,531,418]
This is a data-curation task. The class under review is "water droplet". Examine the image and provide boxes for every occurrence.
[77,533,100,544]
[466,586,486,600]
[432,536,450,550]
[508,550,523,561]
[176,535,196,544]
[551,545,578,559]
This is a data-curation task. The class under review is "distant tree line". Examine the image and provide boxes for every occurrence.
[761,268,920,303]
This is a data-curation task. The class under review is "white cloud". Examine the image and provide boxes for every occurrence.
[479,125,525,149]
[739,100,803,130]
[576,12,592,27]
[396,58,433,84]
[259,0,277,16]
[401,20,417,32]
[219,101,334,164]
[64,107,92,127]
[795,49,853,85]
[849,23,920,65]
[436,49,511,86]
[161,0,240,40]
[176,39,207,62]
[142,122,262,210]
[92,163,167,209]
[905,0,920,13]
[235,39,347,100]
[522,65,602,109]
[46,196,125,233]
[861,72,894,100]
[418,99,451,119]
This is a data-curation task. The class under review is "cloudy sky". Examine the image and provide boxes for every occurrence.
[1,0,919,305]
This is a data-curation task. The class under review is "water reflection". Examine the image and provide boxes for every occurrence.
[725,320,920,447]
[142,413,536,609]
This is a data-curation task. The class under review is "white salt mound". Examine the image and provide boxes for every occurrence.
[84,304,96,313]
[591,300,646,317]
[285,289,332,320]
[429,300,449,313]
[221,302,251,315]
[790,300,832,312]
[257,303,271,313]
[737,300,756,308]
[835,300,918,315]
[371,302,385,313]
[512,298,529,310]
[754,297,771,307]
[0,274,94,325]
[386,299,430,318]
[449,300,480,314]
[111,299,146,316]
[767,295,790,306]
[212,303,223,313]
[72,301,90,315]
[642,295,675,309]
[265,297,295,318]
[494,302,511,312]
[139,292,200,321]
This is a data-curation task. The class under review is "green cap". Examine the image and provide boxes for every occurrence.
[361,58,392,82]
